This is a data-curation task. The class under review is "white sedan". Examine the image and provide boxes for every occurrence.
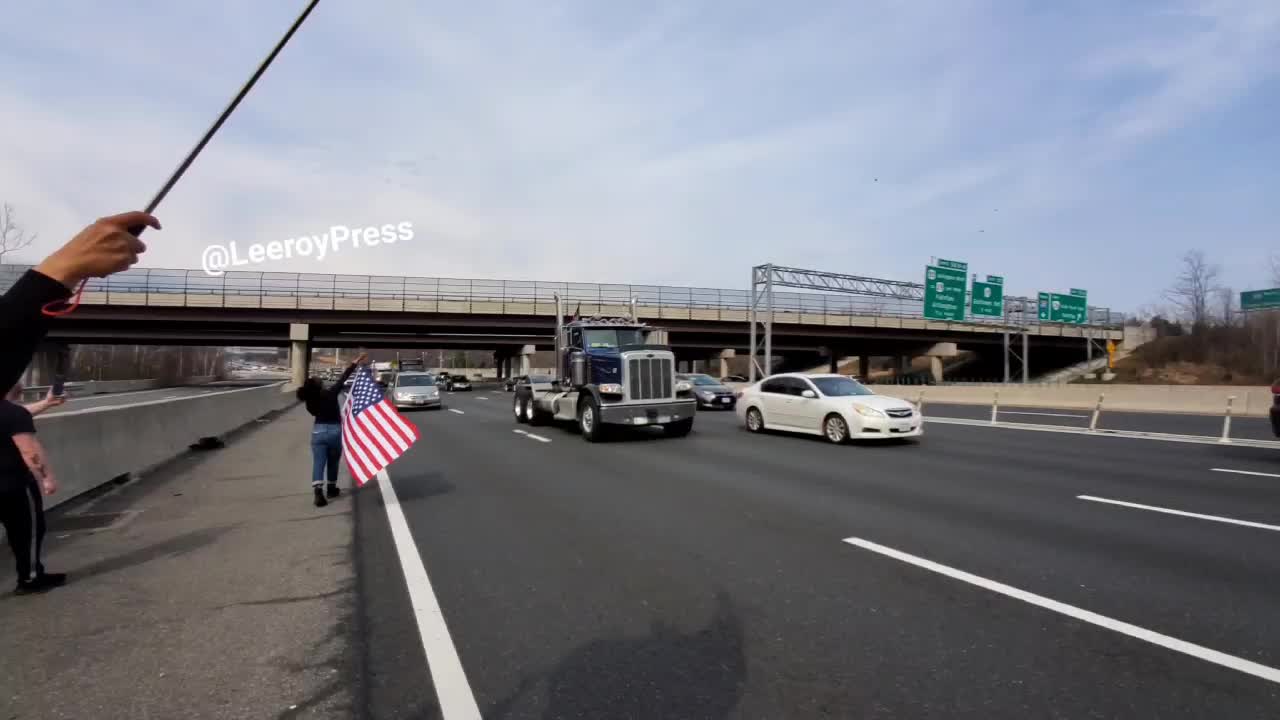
[735,373,922,443]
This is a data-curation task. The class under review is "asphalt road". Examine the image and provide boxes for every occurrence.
[922,400,1276,441]
[38,381,278,414]
[351,390,1280,718]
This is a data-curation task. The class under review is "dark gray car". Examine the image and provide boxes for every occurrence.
[677,373,737,410]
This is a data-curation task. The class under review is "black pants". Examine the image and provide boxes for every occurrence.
[0,480,44,584]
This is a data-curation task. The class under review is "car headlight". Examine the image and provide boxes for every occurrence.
[395,392,409,400]
[853,405,885,418]
[675,381,692,393]
[599,383,624,395]
[697,390,715,399]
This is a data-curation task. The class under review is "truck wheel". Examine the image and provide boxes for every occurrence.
[664,417,694,438]
[578,397,607,442]
[514,393,529,424]
[527,399,548,426]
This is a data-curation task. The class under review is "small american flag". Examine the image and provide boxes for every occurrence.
[341,365,420,486]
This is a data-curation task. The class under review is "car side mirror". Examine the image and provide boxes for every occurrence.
[801,389,817,399]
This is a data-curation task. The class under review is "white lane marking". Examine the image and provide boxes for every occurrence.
[842,537,1280,685]
[924,416,1280,449]
[512,429,528,436]
[999,411,1088,419]
[1211,468,1280,479]
[448,409,466,415]
[1078,495,1280,533]
[377,469,482,719]
[526,433,552,443]
[477,396,490,401]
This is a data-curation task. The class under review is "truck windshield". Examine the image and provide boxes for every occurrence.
[583,328,648,348]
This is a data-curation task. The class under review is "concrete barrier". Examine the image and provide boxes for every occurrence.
[35,382,296,509]
[914,384,1273,417]
[20,375,219,402]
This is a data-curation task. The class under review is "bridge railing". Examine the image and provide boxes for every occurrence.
[0,264,1126,329]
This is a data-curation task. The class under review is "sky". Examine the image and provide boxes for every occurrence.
[1,0,1277,314]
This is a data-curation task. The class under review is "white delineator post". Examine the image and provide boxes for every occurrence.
[990,390,999,424]
[1220,395,1235,444]
[916,389,926,414]
[1089,393,1105,432]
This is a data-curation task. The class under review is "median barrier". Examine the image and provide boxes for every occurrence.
[34,382,296,509]
[20,376,219,402]
[916,384,1273,418]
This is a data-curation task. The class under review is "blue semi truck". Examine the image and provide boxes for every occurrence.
[513,295,696,441]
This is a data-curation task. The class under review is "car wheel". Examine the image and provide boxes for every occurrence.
[823,413,850,444]
[514,393,529,424]
[745,407,764,433]
[578,397,607,442]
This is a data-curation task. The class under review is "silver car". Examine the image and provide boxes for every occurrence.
[390,372,443,410]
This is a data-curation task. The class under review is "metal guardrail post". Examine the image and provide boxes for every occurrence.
[1220,395,1235,444]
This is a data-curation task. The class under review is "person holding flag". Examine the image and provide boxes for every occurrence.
[340,362,420,487]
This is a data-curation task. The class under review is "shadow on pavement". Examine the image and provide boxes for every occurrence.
[489,590,748,719]
[388,472,457,504]
[67,524,239,584]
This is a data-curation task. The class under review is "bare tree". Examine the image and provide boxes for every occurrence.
[0,203,38,264]
[1164,249,1222,330]
[1271,252,1280,286]
[1215,286,1235,326]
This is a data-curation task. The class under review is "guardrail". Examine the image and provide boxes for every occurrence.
[0,264,1125,330]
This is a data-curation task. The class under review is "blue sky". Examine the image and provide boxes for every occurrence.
[1,0,1277,313]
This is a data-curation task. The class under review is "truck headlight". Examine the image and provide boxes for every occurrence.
[854,405,885,418]
[675,381,692,393]
[599,383,624,395]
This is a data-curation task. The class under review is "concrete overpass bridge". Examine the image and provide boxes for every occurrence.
[2,264,1125,383]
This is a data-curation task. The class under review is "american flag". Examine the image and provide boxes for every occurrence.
[341,365,420,486]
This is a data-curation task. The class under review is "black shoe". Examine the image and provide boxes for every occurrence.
[314,487,328,507]
[15,572,66,596]
[326,484,340,499]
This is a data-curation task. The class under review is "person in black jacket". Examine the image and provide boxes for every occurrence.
[296,352,366,507]
[0,211,159,390]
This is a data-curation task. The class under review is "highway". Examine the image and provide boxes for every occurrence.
[921,400,1277,441]
[38,381,278,415]
[352,387,1280,718]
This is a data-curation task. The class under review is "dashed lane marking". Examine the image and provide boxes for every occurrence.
[1211,468,1280,479]
[1078,495,1280,533]
[842,536,1280,686]
[449,409,465,415]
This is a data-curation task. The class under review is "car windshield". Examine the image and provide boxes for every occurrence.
[526,375,553,383]
[582,328,648,348]
[812,376,874,397]
[452,376,467,381]
[398,375,436,387]
[688,375,720,386]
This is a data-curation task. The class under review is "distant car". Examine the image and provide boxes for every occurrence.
[450,374,472,391]
[736,373,921,443]
[1271,378,1279,438]
[676,373,737,410]
[390,372,442,410]
[720,375,748,383]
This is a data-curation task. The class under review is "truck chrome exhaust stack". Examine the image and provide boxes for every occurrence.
[554,292,563,384]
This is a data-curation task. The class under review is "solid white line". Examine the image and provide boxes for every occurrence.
[512,429,528,436]
[377,469,482,719]
[924,416,1280,449]
[1211,468,1280,479]
[842,537,1280,685]
[1078,495,1280,532]
[999,411,1088,419]
[448,408,466,415]
[525,433,552,443]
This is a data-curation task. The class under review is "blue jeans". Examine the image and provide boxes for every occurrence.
[310,422,343,487]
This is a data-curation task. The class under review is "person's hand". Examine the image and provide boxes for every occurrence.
[35,211,161,290]
[353,352,369,366]
[40,476,57,496]
[44,388,66,407]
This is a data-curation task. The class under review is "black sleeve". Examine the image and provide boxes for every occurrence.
[0,403,36,437]
[328,362,358,393]
[0,270,72,392]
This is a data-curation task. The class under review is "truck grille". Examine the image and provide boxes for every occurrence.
[627,356,673,400]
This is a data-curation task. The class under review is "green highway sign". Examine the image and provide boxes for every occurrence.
[923,262,968,321]
[1241,288,1280,311]
[970,275,1004,318]
[1038,289,1088,324]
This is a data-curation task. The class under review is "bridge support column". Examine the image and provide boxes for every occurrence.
[820,346,839,374]
[919,342,957,384]
[858,355,870,380]
[518,345,536,376]
[717,349,735,379]
[22,345,61,388]
[289,324,311,389]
